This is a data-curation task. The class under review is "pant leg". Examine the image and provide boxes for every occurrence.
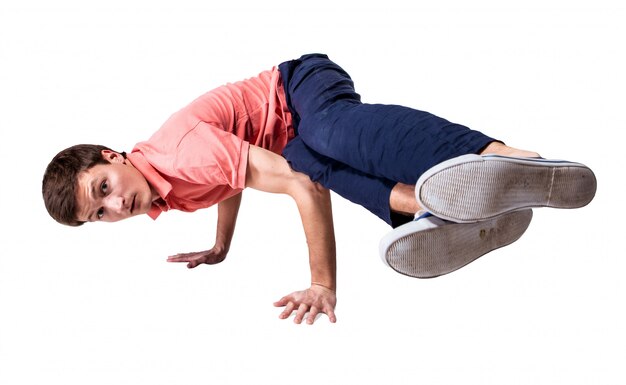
[301,102,496,184]
[279,54,498,185]
[280,54,412,227]
[283,136,412,227]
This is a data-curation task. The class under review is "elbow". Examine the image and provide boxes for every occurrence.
[288,173,328,201]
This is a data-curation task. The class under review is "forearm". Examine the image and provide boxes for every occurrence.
[166,192,240,268]
[214,192,242,251]
[291,182,337,291]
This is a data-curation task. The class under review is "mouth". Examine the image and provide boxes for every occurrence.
[130,194,136,214]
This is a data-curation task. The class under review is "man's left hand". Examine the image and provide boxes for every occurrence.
[274,284,337,324]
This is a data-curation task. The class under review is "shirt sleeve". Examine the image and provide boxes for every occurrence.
[173,121,250,189]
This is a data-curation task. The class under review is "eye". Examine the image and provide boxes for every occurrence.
[101,180,108,194]
[97,208,104,220]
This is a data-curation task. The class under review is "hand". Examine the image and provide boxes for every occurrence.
[166,246,228,268]
[274,284,337,324]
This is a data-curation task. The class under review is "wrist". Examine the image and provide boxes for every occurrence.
[213,242,229,253]
[311,281,336,293]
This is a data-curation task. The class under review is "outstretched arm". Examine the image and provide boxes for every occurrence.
[167,192,242,267]
[245,145,337,324]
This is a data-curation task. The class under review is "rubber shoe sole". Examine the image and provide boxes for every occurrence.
[379,210,533,278]
[416,154,597,223]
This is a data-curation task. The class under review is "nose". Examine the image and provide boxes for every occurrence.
[105,195,127,215]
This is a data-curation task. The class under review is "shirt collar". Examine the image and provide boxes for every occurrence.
[127,150,172,220]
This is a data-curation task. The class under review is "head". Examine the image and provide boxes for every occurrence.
[42,144,156,226]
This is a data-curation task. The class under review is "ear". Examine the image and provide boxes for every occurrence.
[101,149,126,164]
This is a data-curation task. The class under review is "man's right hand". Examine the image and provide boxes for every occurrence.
[166,246,228,268]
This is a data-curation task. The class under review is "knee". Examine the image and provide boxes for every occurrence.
[283,137,332,184]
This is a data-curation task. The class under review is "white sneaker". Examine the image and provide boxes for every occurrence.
[415,154,596,223]
[379,210,533,278]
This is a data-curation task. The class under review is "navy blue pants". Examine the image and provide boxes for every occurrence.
[279,54,497,227]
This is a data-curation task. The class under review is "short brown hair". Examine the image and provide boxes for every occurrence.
[42,144,122,226]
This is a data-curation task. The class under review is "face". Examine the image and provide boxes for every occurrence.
[75,150,157,223]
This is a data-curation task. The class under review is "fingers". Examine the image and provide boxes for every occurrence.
[278,301,296,320]
[274,290,337,324]
[166,253,193,263]
[294,303,308,324]
[167,252,208,268]
[274,293,306,322]
[273,295,291,308]
[306,306,319,325]
[306,302,337,324]
[276,301,310,324]
[166,253,204,268]
[326,307,337,323]
[187,257,206,269]
[289,303,331,325]
[167,252,204,263]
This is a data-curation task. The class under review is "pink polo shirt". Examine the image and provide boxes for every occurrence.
[126,67,294,219]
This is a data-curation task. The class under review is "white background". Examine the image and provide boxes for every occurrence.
[1,0,624,384]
